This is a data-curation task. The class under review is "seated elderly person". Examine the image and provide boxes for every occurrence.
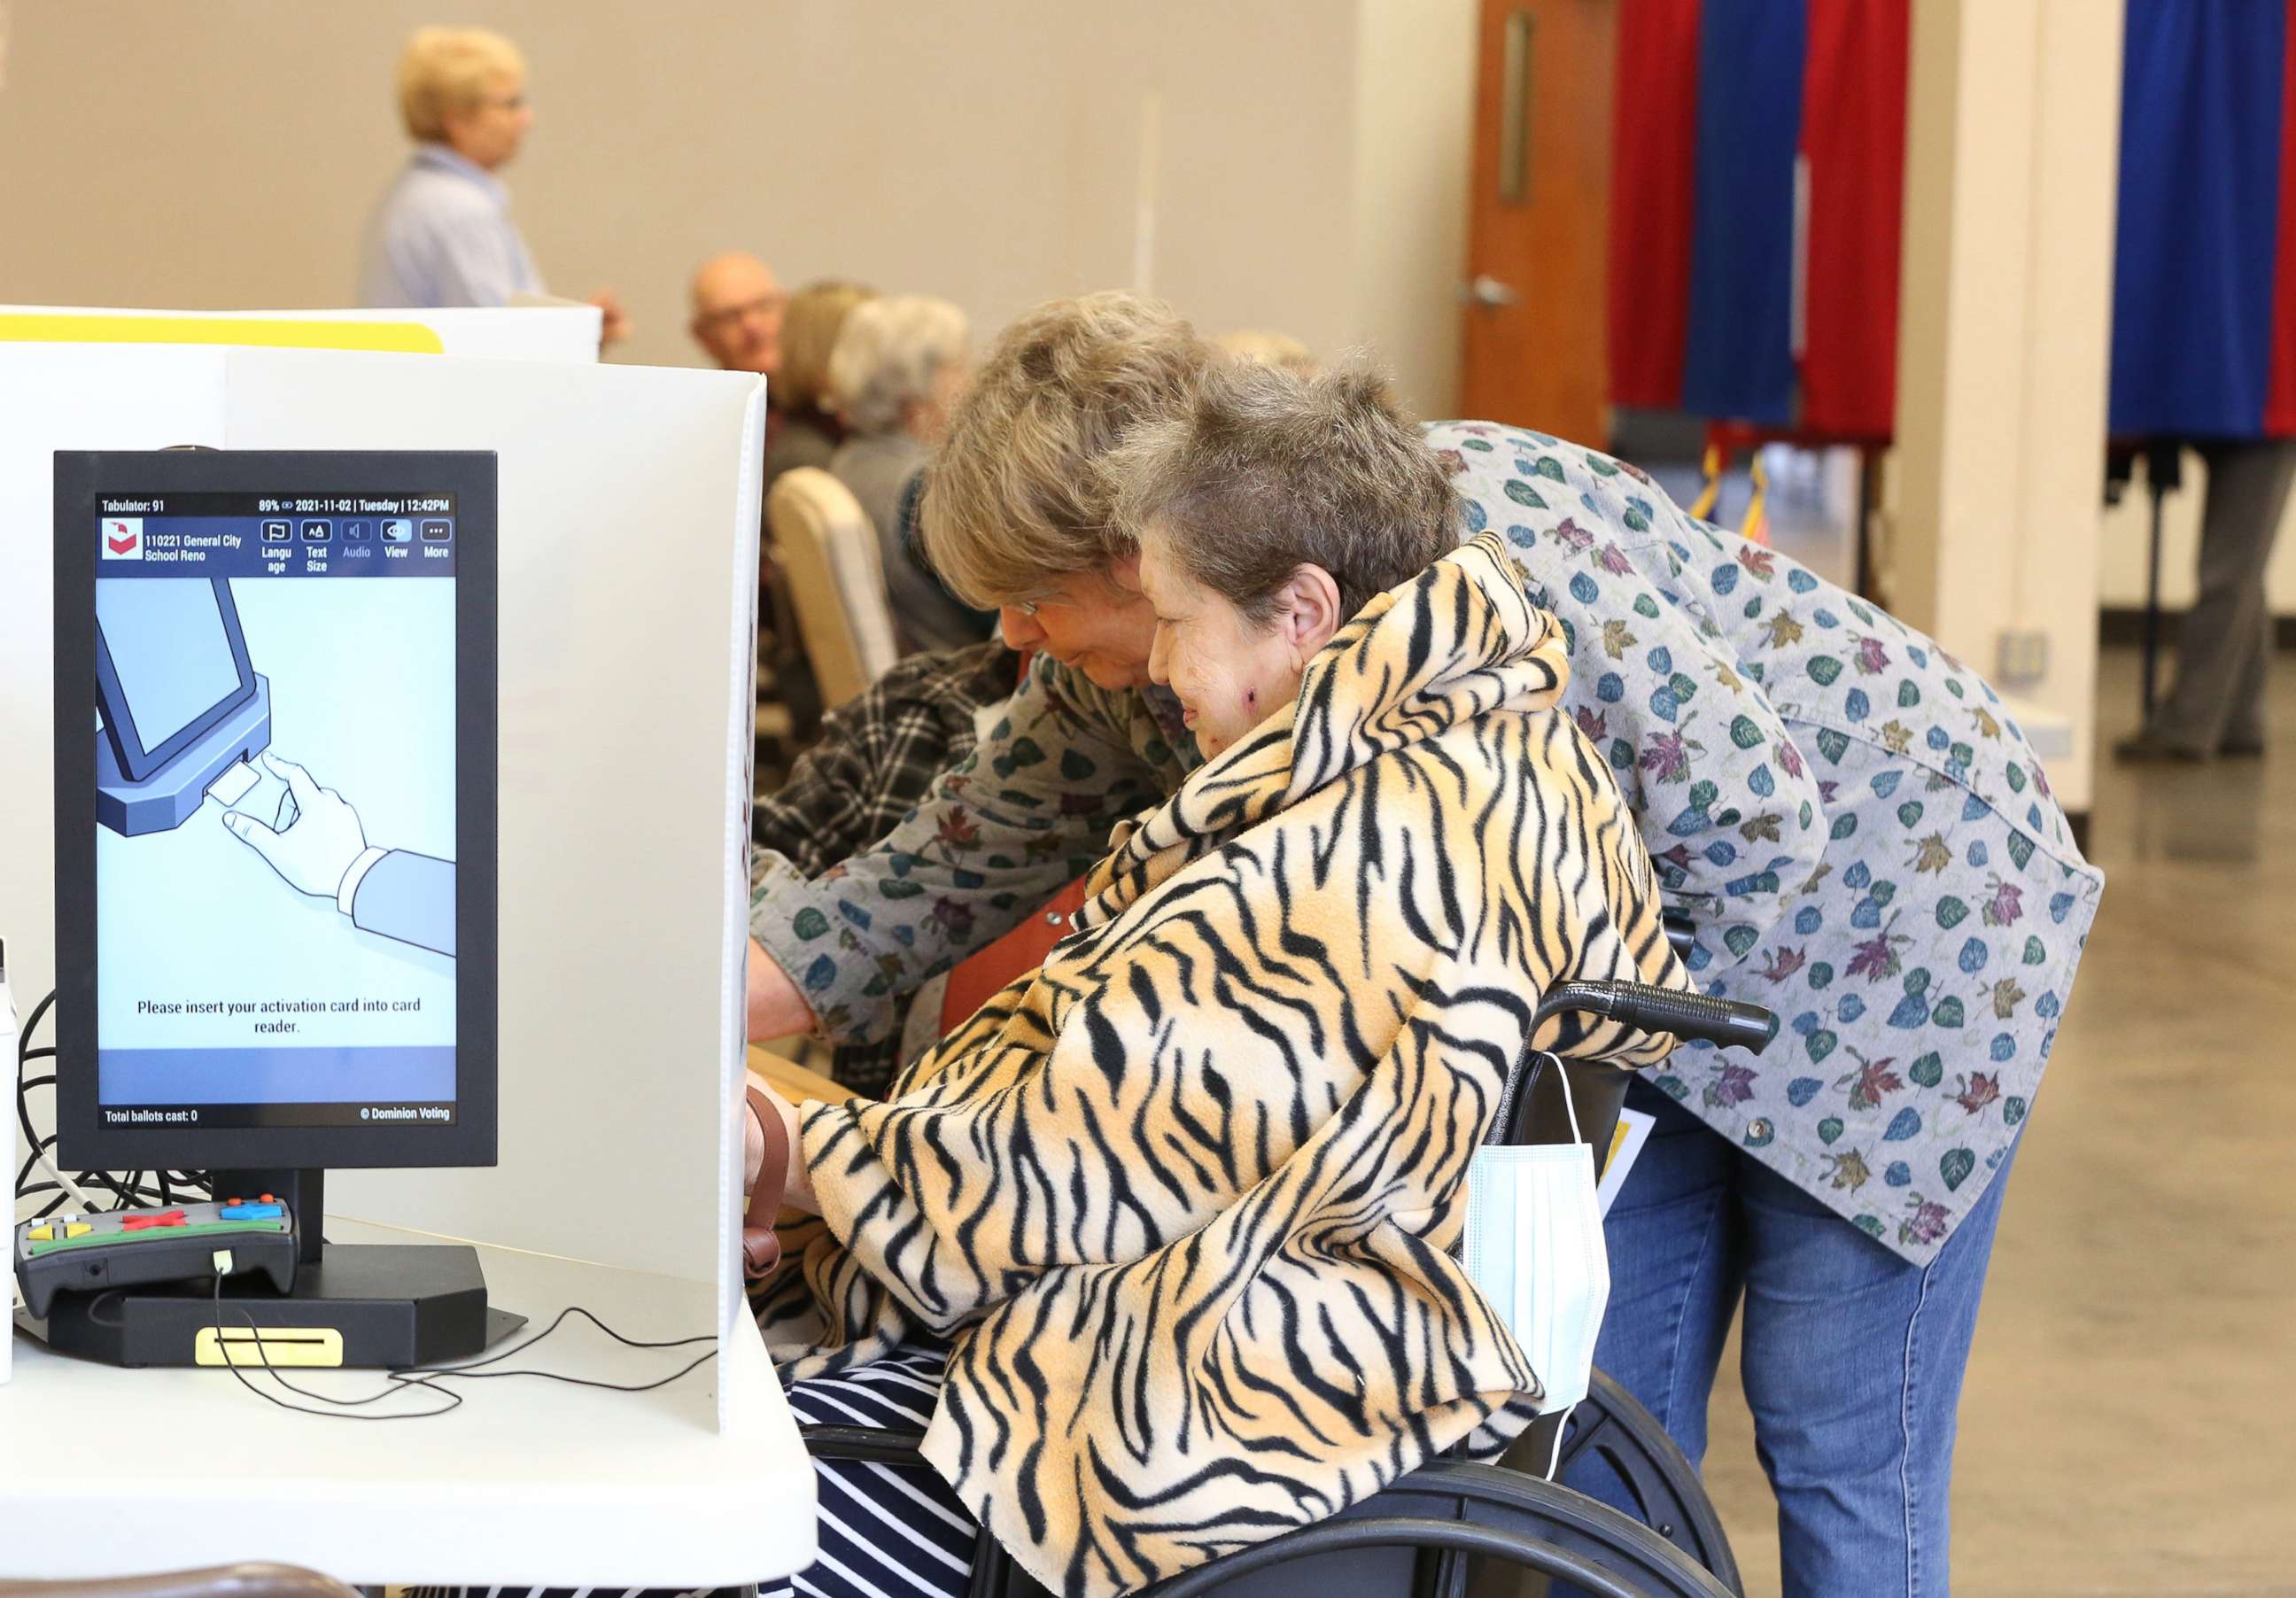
[687,251,785,379]
[826,293,994,653]
[750,636,1022,1096]
[763,278,873,489]
[740,361,1692,1598]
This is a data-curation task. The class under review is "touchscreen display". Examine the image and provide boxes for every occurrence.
[92,492,460,1129]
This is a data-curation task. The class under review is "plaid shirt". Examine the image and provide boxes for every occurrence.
[751,640,1023,1091]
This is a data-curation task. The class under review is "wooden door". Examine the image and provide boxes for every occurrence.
[1458,0,1618,440]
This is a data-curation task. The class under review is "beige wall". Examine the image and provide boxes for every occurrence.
[1351,0,1479,416]
[0,0,1475,414]
[1890,0,2123,814]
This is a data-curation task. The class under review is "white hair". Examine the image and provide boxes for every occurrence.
[826,295,970,437]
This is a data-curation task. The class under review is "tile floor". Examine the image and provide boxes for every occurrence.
[1699,648,2296,1596]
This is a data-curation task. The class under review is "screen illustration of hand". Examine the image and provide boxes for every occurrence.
[222,753,368,899]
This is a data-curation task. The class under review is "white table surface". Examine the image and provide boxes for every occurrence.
[2,1217,817,1587]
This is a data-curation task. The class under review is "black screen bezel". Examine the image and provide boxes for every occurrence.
[53,449,500,1170]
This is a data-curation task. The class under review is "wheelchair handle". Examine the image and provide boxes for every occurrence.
[1538,980,1779,1055]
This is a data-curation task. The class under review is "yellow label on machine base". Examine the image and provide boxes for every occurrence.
[194,1325,345,1368]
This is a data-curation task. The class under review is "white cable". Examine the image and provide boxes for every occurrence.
[1544,1401,1577,1480]
[29,1145,102,1214]
[1545,1051,1584,1145]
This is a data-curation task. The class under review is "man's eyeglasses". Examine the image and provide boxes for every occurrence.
[695,294,788,332]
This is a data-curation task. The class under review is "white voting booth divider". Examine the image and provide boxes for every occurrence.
[0,338,765,1430]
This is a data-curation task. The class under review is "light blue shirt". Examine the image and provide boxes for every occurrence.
[357,144,542,309]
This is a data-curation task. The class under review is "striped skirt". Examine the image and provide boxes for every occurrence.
[767,1342,976,1598]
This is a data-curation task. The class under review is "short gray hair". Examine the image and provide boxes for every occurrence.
[826,295,968,436]
[1107,357,1460,625]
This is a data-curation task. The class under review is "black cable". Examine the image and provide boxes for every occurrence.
[392,1306,718,1394]
[14,989,206,1218]
[194,1271,716,1421]
[208,1269,463,1422]
[405,1303,717,1374]
[19,989,55,1056]
[416,1349,719,1394]
[13,995,51,1177]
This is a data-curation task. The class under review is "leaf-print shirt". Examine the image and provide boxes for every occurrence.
[1432,421,2103,1261]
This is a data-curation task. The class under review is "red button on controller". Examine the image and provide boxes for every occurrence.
[120,1210,188,1230]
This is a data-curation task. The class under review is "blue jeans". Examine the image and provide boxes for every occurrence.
[1562,1080,2019,1598]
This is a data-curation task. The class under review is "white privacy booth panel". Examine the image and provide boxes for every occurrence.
[0,344,230,1098]
[222,349,765,1427]
[1,344,765,1428]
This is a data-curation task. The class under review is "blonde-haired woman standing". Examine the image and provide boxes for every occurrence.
[357,27,625,343]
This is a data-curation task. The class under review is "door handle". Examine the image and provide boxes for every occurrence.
[1460,275,1520,309]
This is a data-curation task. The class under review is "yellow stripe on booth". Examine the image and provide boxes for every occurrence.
[0,314,445,353]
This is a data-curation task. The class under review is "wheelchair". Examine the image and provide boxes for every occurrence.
[803,970,1779,1598]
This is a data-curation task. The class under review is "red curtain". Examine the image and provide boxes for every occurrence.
[2265,0,2296,436]
[1798,0,1909,440]
[1606,0,1704,410]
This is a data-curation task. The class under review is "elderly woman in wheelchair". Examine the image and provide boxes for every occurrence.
[737,361,1775,1598]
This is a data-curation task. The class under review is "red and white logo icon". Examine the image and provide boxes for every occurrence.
[101,517,143,561]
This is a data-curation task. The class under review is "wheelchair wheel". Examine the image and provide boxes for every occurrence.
[809,1422,1735,1598]
[1142,1461,1734,1598]
[1534,1371,1741,1595]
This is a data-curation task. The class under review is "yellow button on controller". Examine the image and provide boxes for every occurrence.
[27,1225,52,1242]
[65,1223,93,1238]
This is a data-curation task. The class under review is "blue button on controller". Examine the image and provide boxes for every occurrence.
[218,1203,284,1221]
